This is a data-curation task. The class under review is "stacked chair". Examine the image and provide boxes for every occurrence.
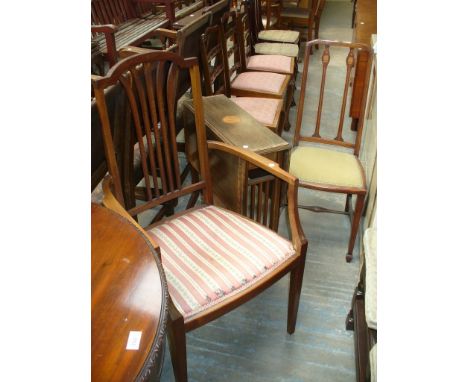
[200,24,286,133]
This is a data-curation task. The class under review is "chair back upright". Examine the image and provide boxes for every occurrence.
[294,40,373,156]
[220,11,243,80]
[200,25,231,96]
[203,0,231,26]
[92,52,213,215]
[174,12,212,98]
[237,7,254,69]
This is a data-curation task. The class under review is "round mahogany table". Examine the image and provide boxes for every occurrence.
[92,203,168,381]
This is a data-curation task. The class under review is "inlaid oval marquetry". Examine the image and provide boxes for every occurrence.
[92,203,168,381]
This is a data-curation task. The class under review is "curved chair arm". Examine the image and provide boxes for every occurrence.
[207,141,307,251]
[101,175,161,253]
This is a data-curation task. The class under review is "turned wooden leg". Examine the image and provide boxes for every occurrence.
[167,303,188,382]
[287,245,307,334]
[346,193,365,262]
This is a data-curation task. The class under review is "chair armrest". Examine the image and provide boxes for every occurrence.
[207,141,307,251]
[155,27,178,40]
[92,24,117,34]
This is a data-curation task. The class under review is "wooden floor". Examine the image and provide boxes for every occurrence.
[160,2,361,381]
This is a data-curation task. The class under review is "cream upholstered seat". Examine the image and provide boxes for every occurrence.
[246,54,294,75]
[364,227,377,330]
[258,29,300,44]
[231,71,287,94]
[147,205,295,320]
[289,146,365,189]
[231,97,282,126]
[254,42,299,58]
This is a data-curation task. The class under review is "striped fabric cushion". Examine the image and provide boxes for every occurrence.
[247,54,294,74]
[231,72,287,94]
[231,97,282,126]
[148,205,295,320]
[254,42,299,58]
[258,30,300,44]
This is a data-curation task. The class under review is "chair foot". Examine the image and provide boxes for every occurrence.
[346,253,353,263]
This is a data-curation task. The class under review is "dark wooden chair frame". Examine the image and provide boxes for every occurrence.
[199,24,284,133]
[293,39,373,262]
[92,51,308,382]
[279,0,326,44]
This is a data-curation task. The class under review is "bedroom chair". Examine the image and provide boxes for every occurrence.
[290,40,373,262]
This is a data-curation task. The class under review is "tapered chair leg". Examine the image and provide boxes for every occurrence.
[167,304,188,382]
[287,248,307,334]
[346,193,365,263]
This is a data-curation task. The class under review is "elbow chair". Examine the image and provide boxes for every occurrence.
[92,51,308,381]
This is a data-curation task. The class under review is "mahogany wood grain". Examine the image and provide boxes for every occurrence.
[94,51,307,382]
[92,203,168,381]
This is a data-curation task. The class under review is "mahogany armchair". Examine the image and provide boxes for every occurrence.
[290,40,373,262]
[92,51,308,381]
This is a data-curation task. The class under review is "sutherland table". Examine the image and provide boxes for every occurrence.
[91,203,168,382]
[183,94,291,231]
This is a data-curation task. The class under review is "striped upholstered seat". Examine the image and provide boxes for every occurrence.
[231,97,282,126]
[246,54,294,75]
[148,205,295,320]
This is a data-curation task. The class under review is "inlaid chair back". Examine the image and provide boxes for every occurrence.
[294,40,373,156]
[92,52,212,216]
[200,25,231,96]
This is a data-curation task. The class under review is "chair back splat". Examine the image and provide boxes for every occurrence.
[294,40,373,156]
[92,52,212,214]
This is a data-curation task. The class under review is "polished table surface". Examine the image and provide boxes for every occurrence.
[92,203,168,381]
[184,95,291,155]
